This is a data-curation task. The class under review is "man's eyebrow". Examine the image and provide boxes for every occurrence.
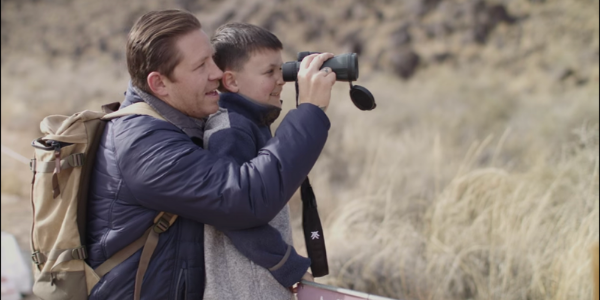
[193,54,210,68]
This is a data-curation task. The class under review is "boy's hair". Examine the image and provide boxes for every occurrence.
[127,10,201,94]
[211,22,283,72]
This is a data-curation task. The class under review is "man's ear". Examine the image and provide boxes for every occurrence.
[147,71,169,97]
[221,71,239,93]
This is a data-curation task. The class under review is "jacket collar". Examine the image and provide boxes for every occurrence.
[218,93,282,127]
[121,82,205,141]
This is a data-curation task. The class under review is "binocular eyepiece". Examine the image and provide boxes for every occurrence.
[283,51,376,111]
[282,52,359,82]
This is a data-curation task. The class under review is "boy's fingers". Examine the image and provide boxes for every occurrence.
[326,71,336,82]
[308,53,334,73]
[320,67,332,74]
[300,54,319,70]
[318,67,336,82]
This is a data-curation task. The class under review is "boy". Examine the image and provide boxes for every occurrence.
[203,23,313,300]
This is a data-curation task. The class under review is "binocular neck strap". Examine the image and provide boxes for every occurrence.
[294,81,329,276]
[295,80,300,108]
[301,177,329,277]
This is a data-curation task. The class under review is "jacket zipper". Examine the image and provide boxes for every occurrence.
[175,265,187,300]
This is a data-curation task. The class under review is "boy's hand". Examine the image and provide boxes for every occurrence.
[297,53,337,112]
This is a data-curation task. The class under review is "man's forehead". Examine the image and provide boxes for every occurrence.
[176,29,213,62]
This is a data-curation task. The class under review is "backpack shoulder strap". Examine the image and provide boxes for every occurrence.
[94,212,178,300]
[102,102,166,122]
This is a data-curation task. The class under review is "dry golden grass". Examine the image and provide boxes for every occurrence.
[286,67,599,300]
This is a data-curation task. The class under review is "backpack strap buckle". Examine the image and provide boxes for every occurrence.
[153,212,177,233]
[31,251,43,265]
[30,159,36,172]
[71,246,87,260]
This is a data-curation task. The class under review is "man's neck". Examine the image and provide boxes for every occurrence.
[128,83,206,140]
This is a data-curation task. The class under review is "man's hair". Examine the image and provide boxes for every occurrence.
[127,10,201,94]
[211,22,283,72]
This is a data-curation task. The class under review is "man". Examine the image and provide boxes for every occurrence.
[85,9,336,300]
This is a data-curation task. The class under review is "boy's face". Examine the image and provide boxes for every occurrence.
[233,49,285,108]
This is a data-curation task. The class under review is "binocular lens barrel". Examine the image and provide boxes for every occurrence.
[282,53,359,82]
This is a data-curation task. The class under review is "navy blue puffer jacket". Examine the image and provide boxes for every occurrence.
[86,87,330,300]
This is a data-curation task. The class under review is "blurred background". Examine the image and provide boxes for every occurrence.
[1,0,598,299]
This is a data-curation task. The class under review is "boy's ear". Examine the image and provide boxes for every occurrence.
[221,71,239,93]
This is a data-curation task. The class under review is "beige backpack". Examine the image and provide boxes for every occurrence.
[30,102,178,300]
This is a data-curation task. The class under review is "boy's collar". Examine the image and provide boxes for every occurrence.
[219,93,282,126]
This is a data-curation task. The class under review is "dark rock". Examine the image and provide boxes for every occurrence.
[555,68,575,81]
[344,39,363,56]
[473,24,491,44]
[391,24,412,47]
[374,9,385,22]
[219,10,236,25]
[344,6,353,20]
[414,0,443,16]
[391,48,421,79]
[304,17,325,42]
[345,3,370,20]
[328,27,337,38]
[470,2,517,44]
[241,3,262,23]
[261,11,286,31]
[295,7,308,22]
[98,38,108,52]
[343,2,384,21]
[373,49,385,71]
[177,0,203,12]
[487,4,517,25]
[576,77,589,86]
[425,22,453,39]
[340,29,362,46]
[433,52,453,63]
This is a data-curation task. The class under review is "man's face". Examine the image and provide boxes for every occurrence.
[163,29,223,119]
[234,49,285,108]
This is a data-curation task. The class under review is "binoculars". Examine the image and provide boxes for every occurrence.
[282,52,376,111]
[282,52,359,82]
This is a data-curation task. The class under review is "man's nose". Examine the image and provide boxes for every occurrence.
[209,61,223,81]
